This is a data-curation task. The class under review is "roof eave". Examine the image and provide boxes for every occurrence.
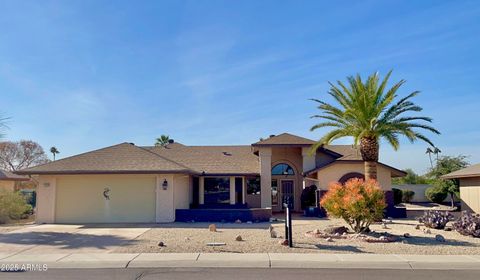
[15,169,198,176]
[441,173,480,180]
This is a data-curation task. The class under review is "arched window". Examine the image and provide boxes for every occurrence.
[272,163,295,175]
[338,172,365,184]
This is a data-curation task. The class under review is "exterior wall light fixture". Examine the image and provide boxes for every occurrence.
[162,179,168,190]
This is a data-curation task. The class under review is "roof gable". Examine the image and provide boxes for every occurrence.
[252,133,315,146]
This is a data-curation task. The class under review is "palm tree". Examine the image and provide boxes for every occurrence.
[50,146,60,161]
[310,71,440,180]
[0,114,9,139]
[433,147,441,161]
[155,135,170,147]
[426,147,434,168]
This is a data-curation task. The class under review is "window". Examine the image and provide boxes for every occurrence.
[272,163,295,175]
[271,179,278,206]
[246,177,260,195]
[204,177,230,204]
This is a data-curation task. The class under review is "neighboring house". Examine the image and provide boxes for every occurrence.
[0,170,29,191]
[442,163,480,213]
[16,133,406,224]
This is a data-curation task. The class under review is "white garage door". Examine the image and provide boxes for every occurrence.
[55,175,156,223]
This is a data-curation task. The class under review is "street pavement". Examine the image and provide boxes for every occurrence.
[1,268,480,280]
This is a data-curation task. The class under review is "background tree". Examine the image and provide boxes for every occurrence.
[50,146,60,161]
[155,135,170,147]
[392,168,429,185]
[426,147,434,168]
[310,71,440,180]
[427,155,469,207]
[0,140,50,171]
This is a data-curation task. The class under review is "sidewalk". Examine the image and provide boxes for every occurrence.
[2,253,480,270]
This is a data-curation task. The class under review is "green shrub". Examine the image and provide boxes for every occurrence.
[402,189,415,203]
[0,189,31,223]
[392,188,402,205]
[425,186,448,203]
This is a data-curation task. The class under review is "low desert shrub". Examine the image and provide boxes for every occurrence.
[402,189,415,203]
[392,188,402,205]
[0,189,31,224]
[453,211,480,238]
[425,186,448,203]
[418,210,453,229]
[320,178,386,233]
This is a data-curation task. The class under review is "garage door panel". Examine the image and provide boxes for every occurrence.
[55,175,156,223]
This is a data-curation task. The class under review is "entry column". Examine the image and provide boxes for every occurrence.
[259,148,272,208]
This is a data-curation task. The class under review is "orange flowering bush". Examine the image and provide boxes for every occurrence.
[320,178,386,233]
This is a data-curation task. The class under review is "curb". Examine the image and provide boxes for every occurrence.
[1,253,480,270]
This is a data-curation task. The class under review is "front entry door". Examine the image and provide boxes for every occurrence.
[281,180,294,209]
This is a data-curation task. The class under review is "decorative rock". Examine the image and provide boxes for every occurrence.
[403,233,411,238]
[270,230,278,238]
[334,233,340,237]
[342,232,347,236]
[435,234,446,242]
[379,236,388,241]
[444,226,453,231]
[423,229,431,234]
[158,241,165,247]
[324,226,349,235]
[209,224,217,232]
[279,239,288,246]
[415,224,421,230]
[235,235,243,241]
[314,228,321,234]
[325,237,333,242]
[235,219,242,224]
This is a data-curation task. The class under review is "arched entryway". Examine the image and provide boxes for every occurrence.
[338,172,365,184]
[271,163,297,211]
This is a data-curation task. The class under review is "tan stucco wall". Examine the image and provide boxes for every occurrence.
[460,177,480,213]
[317,163,392,191]
[0,181,15,192]
[55,175,156,223]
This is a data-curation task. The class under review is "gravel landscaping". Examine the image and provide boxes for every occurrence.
[113,216,480,255]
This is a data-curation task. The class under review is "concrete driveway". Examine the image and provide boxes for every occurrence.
[0,224,151,256]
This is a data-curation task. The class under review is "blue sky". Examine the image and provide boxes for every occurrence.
[1,0,479,174]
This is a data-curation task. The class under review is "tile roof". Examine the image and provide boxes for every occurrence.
[16,143,193,175]
[442,163,480,179]
[252,133,316,146]
[0,170,29,181]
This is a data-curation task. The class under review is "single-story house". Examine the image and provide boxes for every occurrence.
[16,133,406,224]
[0,170,29,191]
[442,163,480,213]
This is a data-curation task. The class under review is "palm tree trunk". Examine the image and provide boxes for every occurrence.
[360,137,379,181]
[364,161,377,180]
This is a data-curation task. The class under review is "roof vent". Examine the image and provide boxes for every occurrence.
[129,142,135,145]
[168,139,174,144]
[269,134,275,138]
